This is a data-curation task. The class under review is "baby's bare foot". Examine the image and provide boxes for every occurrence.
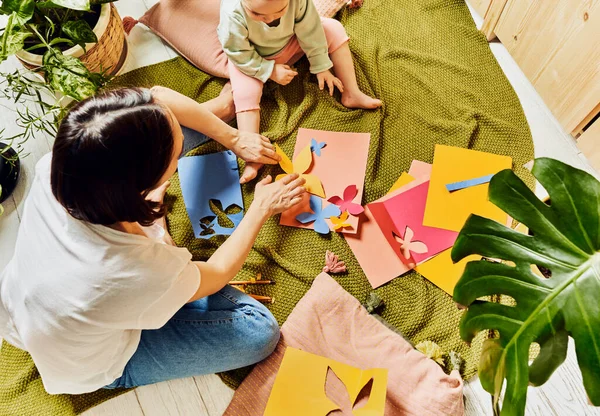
[341,91,382,110]
[240,162,262,184]
[219,82,236,122]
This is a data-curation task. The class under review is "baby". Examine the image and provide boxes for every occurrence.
[218,0,382,183]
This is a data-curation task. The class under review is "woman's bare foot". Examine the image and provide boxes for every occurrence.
[218,82,236,122]
[240,162,262,184]
[341,90,382,109]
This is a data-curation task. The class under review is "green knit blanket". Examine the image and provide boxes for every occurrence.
[0,0,533,414]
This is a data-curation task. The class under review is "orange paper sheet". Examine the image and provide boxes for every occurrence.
[264,347,387,416]
[280,129,371,234]
[423,145,512,232]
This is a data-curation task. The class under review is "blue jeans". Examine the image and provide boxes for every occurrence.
[103,275,280,389]
[180,126,211,157]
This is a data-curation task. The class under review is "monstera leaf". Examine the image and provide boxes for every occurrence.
[452,158,600,415]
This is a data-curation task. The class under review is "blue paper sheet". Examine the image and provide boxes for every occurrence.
[178,151,243,239]
[445,174,494,192]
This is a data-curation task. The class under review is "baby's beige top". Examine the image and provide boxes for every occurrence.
[218,0,333,82]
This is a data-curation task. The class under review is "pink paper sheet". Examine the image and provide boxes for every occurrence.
[280,129,370,234]
[371,181,459,264]
[345,162,431,288]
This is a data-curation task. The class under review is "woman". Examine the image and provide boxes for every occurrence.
[0,86,306,394]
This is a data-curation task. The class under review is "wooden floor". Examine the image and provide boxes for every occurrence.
[1,1,599,414]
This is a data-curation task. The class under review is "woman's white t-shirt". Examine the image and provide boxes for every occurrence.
[0,154,200,394]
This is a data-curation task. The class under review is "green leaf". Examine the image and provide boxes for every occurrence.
[43,48,96,100]
[48,37,74,47]
[0,13,32,62]
[529,329,568,386]
[452,158,600,415]
[49,0,90,11]
[1,0,34,24]
[62,20,97,45]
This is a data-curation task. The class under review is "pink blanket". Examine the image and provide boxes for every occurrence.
[224,273,464,415]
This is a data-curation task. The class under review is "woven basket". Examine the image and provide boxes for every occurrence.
[17,3,127,76]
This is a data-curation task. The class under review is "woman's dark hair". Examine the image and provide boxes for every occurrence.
[51,87,174,226]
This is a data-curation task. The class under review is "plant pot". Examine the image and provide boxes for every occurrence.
[0,145,21,204]
[16,3,128,76]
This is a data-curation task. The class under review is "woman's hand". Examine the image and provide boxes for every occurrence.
[316,70,344,96]
[269,64,298,85]
[231,132,281,165]
[251,174,306,217]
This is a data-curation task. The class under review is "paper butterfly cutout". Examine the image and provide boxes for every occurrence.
[310,138,327,156]
[296,195,341,235]
[330,211,352,231]
[327,185,364,216]
[275,144,325,197]
[322,250,346,273]
[199,215,216,236]
[198,200,243,238]
[209,199,243,228]
[393,226,428,260]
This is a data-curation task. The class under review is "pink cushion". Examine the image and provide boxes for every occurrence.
[138,0,348,78]
[224,273,465,415]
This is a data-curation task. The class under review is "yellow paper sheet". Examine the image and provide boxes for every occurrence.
[423,145,512,232]
[264,347,388,416]
[387,172,415,193]
[415,249,479,296]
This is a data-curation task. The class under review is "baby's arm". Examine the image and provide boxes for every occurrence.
[217,13,275,82]
[293,0,333,75]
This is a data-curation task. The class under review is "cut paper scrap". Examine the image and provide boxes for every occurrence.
[178,151,244,239]
[331,211,352,231]
[415,249,479,296]
[323,250,346,273]
[393,227,428,260]
[264,347,387,416]
[345,175,430,289]
[296,195,341,235]
[310,138,327,156]
[328,184,365,216]
[280,129,370,234]
[445,173,494,192]
[423,144,512,232]
[370,181,459,264]
[275,144,325,198]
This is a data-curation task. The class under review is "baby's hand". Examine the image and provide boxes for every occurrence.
[317,70,344,96]
[349,0,363,8]
[269,64,298,85]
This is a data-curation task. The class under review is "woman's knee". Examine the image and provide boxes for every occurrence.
[244,307,280,362]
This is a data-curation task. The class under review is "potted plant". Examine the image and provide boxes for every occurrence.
[0,0,121,201]
[452,158,600,415]
[1,0,127,76]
